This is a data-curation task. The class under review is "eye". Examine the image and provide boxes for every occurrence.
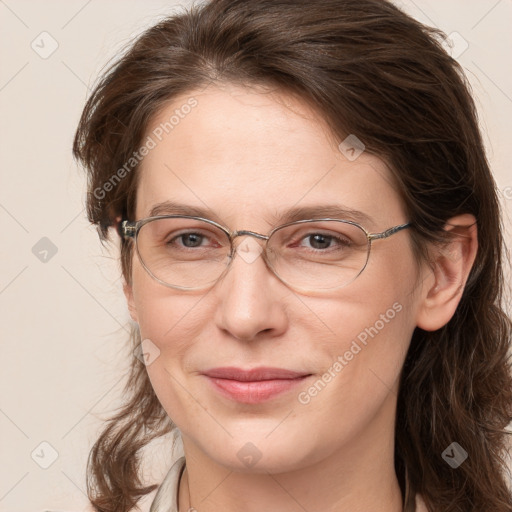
[299,232,351,250]
[167,230,221,249]
[289,228,353,252]
[171,232,207,248]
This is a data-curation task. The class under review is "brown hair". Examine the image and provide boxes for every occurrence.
[72,0,512,510]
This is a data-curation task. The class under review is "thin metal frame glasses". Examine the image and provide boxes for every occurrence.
[121,215,411,293]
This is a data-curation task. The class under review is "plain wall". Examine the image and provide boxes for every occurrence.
[0,1,511,510]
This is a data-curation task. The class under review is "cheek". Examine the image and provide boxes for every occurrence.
[130,261,207,426]
[304,244,419,403]
[294,295,414,445]
[314,294,411,386]
[285,289,414,461]
[130,258,201,354]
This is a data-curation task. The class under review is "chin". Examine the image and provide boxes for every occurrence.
[197,432,319,474]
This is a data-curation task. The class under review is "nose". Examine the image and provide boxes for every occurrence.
[212,235,289,341]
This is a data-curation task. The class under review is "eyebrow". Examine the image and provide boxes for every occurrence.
[148,200,374,227]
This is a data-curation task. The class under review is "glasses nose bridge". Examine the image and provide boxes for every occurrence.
[231,229,269,240]
[230,229,269,245]
[227,229,271,265]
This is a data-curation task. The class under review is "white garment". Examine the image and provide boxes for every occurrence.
[147,456,429,512]
[149,456,186,512]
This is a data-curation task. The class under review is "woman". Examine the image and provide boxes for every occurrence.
[72,0,512,511]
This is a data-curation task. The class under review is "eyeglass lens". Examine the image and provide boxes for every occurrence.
[135,217,370,291]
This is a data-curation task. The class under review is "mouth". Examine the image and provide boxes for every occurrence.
[202,367,313,404]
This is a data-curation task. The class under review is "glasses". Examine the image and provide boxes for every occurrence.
[121,215,411,293]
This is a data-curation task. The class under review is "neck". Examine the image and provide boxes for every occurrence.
[178,395,403,512]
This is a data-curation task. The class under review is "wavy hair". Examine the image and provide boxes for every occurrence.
[72,0,512,510]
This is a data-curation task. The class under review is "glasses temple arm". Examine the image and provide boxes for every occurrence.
[370,222,411,241]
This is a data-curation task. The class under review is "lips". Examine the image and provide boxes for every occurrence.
[202,367,312,404]
[202,367,310,381]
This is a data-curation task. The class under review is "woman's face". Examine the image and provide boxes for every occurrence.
[125,82,424,473]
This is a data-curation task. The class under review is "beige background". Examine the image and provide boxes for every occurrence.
[0,1,511,510]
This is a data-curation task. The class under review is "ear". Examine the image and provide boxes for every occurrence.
[123,281,139,323]
[416,214,478,332]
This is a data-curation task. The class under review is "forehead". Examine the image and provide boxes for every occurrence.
[135,83,405,230]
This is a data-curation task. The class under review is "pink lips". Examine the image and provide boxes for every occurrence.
[202,367,312,404]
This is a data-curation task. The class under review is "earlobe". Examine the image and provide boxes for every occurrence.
[416,214,478,332]
[123,282,138,323]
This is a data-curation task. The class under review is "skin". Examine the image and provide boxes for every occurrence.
[124,83,478,512]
